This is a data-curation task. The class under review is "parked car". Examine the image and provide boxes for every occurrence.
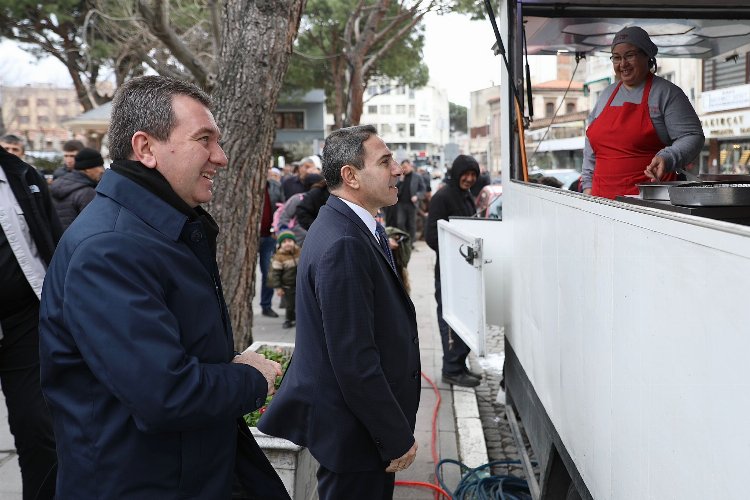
[475,184,503,219]
[529,167,581,190]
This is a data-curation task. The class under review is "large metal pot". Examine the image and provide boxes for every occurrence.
[668,182,750,206]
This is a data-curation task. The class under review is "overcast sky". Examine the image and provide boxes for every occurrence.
[0,12,556,109]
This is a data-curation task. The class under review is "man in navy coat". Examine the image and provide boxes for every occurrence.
[39,76,289,499]
[259,125,421,499]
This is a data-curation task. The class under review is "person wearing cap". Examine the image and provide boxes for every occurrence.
[267,230,300,329]
[282,155,321,198]
[50,147,106,229]
[582,26,704,199]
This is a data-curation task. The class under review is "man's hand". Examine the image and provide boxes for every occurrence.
[385,441,418,473]
[411,195,418,204]
[583,188,592,195]
[644,155,667,181]
[232,351,282,395]
[276,288,285,297]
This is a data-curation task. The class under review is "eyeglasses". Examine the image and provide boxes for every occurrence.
[609,51,642,64]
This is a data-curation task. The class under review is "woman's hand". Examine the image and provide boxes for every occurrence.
[644,155,667,181]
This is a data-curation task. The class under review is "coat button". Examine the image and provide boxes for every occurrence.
[412,370,420,380]
[375,438,383,448]
[412,337,419,345]
[255,397,264,407]
[190,230,203,242]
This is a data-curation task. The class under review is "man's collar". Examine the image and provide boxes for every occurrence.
[334,195,377,238]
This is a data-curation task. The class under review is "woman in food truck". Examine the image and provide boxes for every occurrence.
[581,26,704,199]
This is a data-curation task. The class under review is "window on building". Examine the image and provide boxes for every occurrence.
[56,98,69,106]
[367,86,378,96]
[397,123,406,136]
[703,55,748,91]
[662,72,675,83]
[37,98,49,106]
[566,102,575,114]
[381,123,392,134]
[409,124,415,137]
[380,83,391,94]
[59,115,69,122]
[16,99,29,107]
[395,86,405,95]
[408,87,415,99]
[18,116,30,124]
[38,116,50,123]
[396,104,406,114]
[545,102,555,117]
[380,105,391,114]
[409,105,415,117]
[274,111,304,129]
[368,105,378,114]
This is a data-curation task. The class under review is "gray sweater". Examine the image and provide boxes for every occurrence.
[582,74,704,190]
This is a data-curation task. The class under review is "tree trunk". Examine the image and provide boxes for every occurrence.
[210,0,305,351]
[349,62,365,126]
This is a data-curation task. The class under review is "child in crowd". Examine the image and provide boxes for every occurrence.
[268,231,301,328]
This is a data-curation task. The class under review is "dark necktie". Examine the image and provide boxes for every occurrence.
[375,223,397,272]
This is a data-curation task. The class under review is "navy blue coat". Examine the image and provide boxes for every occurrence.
[259,195,421,473]
[39,170,284,499]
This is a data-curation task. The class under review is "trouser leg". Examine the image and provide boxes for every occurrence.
[434,262,470,375]
[317,464,395,500]
[0,310,57,500]
[284,288,296,322]
[258,236,276,309]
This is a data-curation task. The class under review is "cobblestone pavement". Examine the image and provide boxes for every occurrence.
[470,326,539,485]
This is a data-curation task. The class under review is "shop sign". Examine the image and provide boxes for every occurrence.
[700,111,750,138]
[702,84,750,113]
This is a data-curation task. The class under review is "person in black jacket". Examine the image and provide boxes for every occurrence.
[295,176,329,230]
[425,154,481,388]
[0,145,61,500]
[50,147,105,229]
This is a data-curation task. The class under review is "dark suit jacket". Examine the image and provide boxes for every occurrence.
[259,194,421,473]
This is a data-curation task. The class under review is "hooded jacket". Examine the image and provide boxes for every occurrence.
[425,155,480,254]
[50,170,97,229]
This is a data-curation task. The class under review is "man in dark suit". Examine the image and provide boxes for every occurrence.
[259,125,421,500]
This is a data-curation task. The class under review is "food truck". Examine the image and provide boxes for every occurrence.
[437,1,750,498]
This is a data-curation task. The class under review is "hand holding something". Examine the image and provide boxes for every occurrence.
[388,237,400,250]
[276,288,285,297]
[232,351,282,395]
[385,440,418,473]
[644,155,667,181]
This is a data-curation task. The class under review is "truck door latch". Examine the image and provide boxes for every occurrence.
[459,244,475,265]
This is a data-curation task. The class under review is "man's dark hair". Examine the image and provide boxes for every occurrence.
[0,134,24,146]
[321,125,377,190]
[108,75,212,161]
[62,139,85,152]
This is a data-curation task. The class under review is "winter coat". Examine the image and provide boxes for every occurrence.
[268,247,300,289]
[39,170,286,499]
[425,161,479,254]
[0,146,62,265]
[296,186,329,230]
[50,170,97,229]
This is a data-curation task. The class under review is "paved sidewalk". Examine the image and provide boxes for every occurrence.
[0,240,487,499]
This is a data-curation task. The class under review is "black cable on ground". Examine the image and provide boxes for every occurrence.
[437,458,534,500]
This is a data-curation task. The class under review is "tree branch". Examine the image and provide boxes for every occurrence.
[137,0,213,87]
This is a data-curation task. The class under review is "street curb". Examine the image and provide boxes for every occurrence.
[452,385,489,468]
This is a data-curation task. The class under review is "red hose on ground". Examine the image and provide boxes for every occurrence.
[394,371,452,499]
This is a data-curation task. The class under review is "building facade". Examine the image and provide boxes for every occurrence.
[0,85,84,151]
[358,80,450,166]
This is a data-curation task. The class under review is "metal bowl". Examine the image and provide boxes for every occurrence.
[636,181,692,201]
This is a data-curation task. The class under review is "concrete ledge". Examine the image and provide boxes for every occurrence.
[452,387,489,468]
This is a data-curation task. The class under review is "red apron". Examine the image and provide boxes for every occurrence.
[587,74,675,199]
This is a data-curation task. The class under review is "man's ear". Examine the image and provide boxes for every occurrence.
[340,165,359,190]
[131,131,157,169]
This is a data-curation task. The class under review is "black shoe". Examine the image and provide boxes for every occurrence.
[464,367,483,380]
[282,320,295,329]
[262,308,279,318]
[442,372,480,388]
